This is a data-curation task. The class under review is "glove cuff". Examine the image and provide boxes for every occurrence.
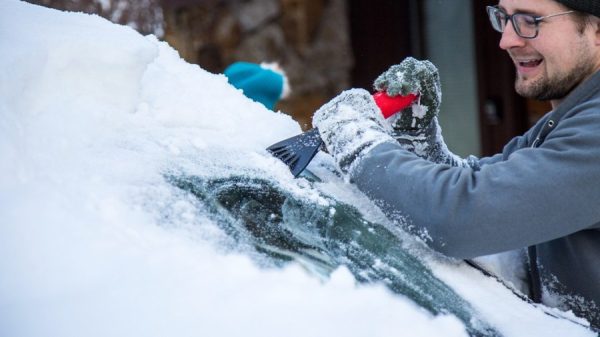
[392,117,478,169]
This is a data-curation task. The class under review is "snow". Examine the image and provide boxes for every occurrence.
[0,1,596,337]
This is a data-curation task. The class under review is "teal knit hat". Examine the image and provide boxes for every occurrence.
[224,62,289,110]
[555,0,600,17]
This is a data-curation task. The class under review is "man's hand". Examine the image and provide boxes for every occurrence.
[312,89,395,174]
[372,57,474,168]
[373,57,441,131]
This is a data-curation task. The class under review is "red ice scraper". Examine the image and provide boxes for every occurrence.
[267,92,417,177]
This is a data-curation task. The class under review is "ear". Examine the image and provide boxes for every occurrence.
[594,18,600,46]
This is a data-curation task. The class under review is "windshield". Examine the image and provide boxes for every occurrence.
[169,171,498,336]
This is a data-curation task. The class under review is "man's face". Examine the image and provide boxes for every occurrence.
[497,0,600,103]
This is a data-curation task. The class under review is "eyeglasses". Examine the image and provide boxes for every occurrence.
[486,6,574,39]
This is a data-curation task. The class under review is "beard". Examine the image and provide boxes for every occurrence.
[514,41,596,101]
[515,61,594,101]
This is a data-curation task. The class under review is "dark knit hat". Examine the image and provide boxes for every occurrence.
[555,0,600,17]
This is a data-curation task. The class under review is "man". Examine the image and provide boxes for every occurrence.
[312,0,600,328]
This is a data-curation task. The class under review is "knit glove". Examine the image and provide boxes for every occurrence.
[373,57,441,131]
[374,57,476,168]
[312,88,396,174]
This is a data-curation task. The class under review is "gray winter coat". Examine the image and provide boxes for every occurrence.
[351,70,600,327]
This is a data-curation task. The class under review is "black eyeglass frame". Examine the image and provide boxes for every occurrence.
[486,5,574,39]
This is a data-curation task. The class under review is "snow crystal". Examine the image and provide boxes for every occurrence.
[411,104,428,119]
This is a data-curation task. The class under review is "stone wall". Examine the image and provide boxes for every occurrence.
[27,0,164,36]
[161,0,353,129]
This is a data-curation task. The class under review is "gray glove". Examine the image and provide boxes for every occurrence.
[373,57,441,131]
[373,57,477,168]
[312,88,396,174]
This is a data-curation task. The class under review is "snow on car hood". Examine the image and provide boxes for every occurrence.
[0,1,595,337]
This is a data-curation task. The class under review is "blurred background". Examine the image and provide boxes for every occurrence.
[27,0,551,157]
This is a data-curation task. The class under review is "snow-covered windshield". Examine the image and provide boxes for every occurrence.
[0,1,596,337]
[168,170,502,335]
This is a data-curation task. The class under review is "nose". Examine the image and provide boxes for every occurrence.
[498,19,526,50]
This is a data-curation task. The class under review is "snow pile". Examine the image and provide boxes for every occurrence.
[0,2,596,337]
[0,2,468,337]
